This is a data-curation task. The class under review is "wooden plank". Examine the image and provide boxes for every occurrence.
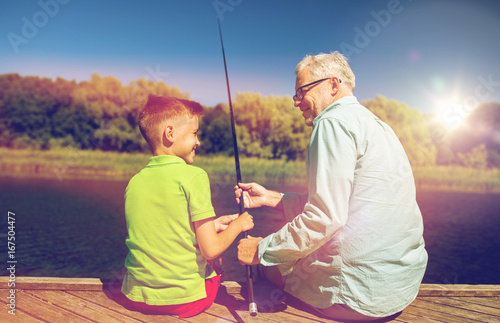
[3,277,500,296]
[0,289,92,322]
[227,281,347,322]
[221,281,403,323]
[221,281,244,294]
[277,293,342,322]
[418,284,500,297]
[3,277,500,322]
[203,299,244,322]
[26,290,143,323]
[450,296,500,309]
[394,310,443,323]
[0,298,46,323]
[412,297,500,322]
[68,290,186,323]
[209,290,317,323]
[217,281,335,322]
[181,309,236,323]
[0,277,104,291]
[420,296,500,320]
[403,298,484,323]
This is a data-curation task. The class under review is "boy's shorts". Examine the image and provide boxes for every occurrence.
[130,274,221,318]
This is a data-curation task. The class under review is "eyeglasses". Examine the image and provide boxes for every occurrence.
[293,77,341,101]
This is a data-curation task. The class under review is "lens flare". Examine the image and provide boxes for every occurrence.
[439,101,468,127]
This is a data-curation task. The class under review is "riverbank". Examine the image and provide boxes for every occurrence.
[1,147,500,192]
[0,147,307,185]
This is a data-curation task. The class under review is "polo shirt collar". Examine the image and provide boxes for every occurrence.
[147,155,186,167]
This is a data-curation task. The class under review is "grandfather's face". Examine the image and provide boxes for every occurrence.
[294,66,334,127]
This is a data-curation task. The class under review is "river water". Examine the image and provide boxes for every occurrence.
[1,175,499,285]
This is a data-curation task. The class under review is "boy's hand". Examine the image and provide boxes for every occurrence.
[214,213,239,232]
[233,212,254,232]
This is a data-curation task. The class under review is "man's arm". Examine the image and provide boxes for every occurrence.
[257,118,356,275]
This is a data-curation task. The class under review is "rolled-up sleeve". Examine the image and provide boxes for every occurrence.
[258,117,356,275]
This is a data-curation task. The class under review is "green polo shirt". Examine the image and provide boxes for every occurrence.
[122,155,216,305]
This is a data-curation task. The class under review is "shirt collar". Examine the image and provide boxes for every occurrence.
[147,155,186,167]
[312,96,359,126]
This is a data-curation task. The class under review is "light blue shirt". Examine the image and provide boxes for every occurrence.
[258,96,427,317]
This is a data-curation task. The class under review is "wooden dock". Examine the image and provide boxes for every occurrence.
[1,277,499,322]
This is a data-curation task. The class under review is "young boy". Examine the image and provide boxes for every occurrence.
[121,95,253,318]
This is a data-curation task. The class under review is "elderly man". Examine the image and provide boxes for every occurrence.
[235,52,427,321]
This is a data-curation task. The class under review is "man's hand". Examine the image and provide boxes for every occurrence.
[214,213,239,232]
[234,182,273,208]
[237,235,263,265]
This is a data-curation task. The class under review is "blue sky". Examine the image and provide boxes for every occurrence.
[1,0,500,116]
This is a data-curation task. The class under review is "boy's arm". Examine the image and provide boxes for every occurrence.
[213,214,239,232]
[194,212,253,261]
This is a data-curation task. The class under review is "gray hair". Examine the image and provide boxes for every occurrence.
[295,51,356,90]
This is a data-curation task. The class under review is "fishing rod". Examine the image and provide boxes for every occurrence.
[216,17,258,317]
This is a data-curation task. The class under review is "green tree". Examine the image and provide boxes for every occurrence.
[231,92,310,160]
[457,144,488,169]
[2,73,194,152]
[199,104,233,155]
[449,102,500,167]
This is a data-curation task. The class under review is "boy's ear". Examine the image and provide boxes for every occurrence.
[163,124,175,144]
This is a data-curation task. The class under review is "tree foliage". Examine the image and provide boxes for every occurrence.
[0,73,187,152]
[447,102,500,167]
[232,93,311,160]
[0,74,497,168]
[199,93,311,160]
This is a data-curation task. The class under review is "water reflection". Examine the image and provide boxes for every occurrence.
[1,176,499,285]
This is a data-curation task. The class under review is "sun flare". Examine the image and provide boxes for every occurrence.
[436,100,469,128]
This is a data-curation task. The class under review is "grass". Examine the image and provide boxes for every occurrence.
[1,147,500,192]
[193,154,307,185]
[0,147,307,185]
[413,166,500,193]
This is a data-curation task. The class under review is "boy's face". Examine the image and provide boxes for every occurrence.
[172,115,200,164]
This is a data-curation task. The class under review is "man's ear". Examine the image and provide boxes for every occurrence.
[330,77,341,96]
